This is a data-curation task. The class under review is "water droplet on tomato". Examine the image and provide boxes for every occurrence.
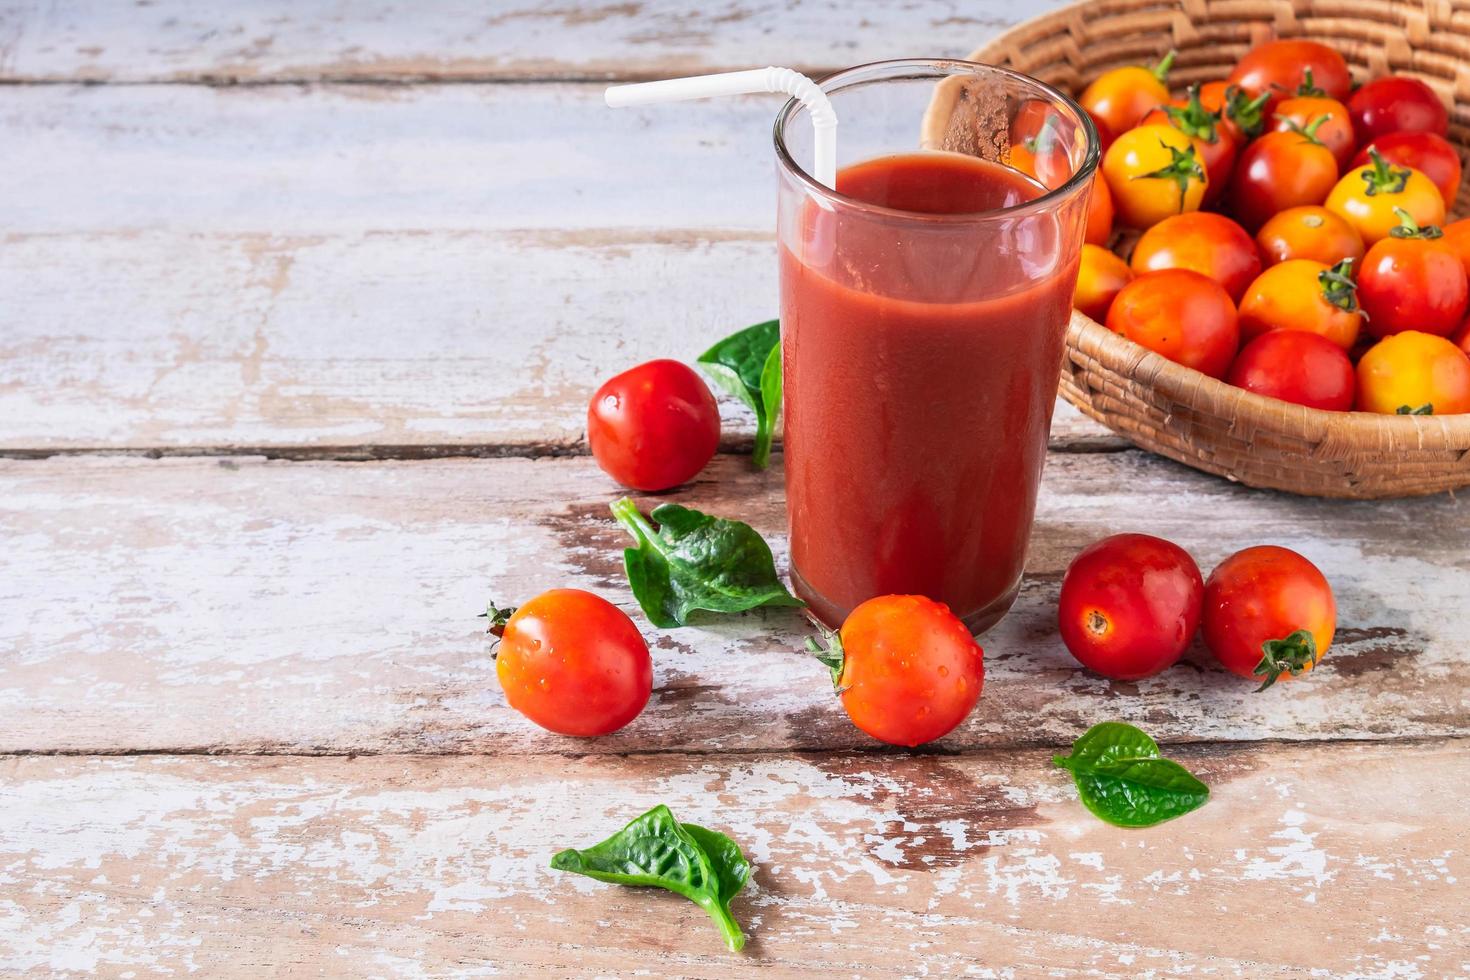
[938,665,950,677]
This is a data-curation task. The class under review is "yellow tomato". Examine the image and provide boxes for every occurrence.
[1325,149,1445,246]
[1103,124,1209,229]
[1356,331,1470,415]
[1074,244,1133,322]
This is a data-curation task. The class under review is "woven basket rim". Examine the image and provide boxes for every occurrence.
[1068,313,1470,445]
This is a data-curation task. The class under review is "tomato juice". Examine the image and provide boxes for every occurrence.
[780,151,1083,630]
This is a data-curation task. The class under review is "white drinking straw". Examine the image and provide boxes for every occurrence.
[605,67,838,189]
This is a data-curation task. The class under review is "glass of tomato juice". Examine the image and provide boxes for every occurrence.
[775,60,1099,631]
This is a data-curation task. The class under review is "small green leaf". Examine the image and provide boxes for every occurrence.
[550,805,750,952]
[1053,722,1209,828]
[756,340,783,470]
[697,320,782,470]
[610,497,804,628]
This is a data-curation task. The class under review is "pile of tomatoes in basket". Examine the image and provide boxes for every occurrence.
[1057,38,1470,416]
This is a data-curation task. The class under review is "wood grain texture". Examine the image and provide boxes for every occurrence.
[2,452,1463,756]
[1,744,1466,976]
[0,83,1117,453]
[0,0,1063,83]
[0,229,1113,454]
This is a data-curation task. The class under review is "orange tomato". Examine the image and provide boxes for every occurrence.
[1079,51,1175,136]
[1106,269,1240,378]
[1102,124,1209,228]
[1255,206,1364,267]
[1356,331,1470,415]
[1227,125,1340,231]
[1129,211,1261,302]
[1272,95,1355,168]
[1324,149,1445,246]
[1086,170,1114,245]
[1074,243,1133,321]
[1237,259,1362,350]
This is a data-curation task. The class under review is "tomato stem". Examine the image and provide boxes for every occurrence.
[1294,68,1326,98]
[482,601,517,637]
[1163,85,1221,144]
[1253,629,1319,691]
[1397,402,1435,415]
[1318,258,1360,313]
[1279,113,1330,146]
[804,627,848,693]
[1223,86,1270,138]
[1387,205,1443,240]
[1150,49,1177,84]
[1361,148,1411,197]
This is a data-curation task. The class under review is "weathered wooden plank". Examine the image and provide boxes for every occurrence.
[0,0,1060,83]
[0,229,1113,453]
[0,82,1118,453]
[1,452,1463,755]
[1,744,1465,976]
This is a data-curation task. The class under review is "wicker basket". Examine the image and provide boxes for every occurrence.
[967,0,1470,499]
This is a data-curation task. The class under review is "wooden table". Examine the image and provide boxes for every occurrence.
[2,2,1467,975]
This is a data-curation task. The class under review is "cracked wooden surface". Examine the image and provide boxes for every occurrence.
[1,1,1467,975]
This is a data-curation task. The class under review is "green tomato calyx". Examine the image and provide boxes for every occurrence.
[1361,148,1411,197]
[1318,258,1360,312]
[1253,629,1319,692]
[1387,206,1443,240]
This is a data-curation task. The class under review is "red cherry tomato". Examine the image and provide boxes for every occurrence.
[1351,131,1462,211]
[587,359,720,491]
[1226,330,1356,410]
[1454,316,1470,356]
[1130,211,1262,302]
[1442,218,1470,282]
[1349,75,1449,142]
[1227,40,1352,111]
[1227,125,1339,231]
[1357,213,1468,338]
[1272,95,1355,168]
[1107,269,1240,378]
[1202,546,1336,689]
[494,589,652,736]
[1140,85,1239,203]
[815,595,984,747]
[1057,533,1204,681]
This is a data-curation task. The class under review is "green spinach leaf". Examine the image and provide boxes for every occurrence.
[1053,722,1209,828]
[611,497,804,628]
[550,804,750,951]
[697,319,782,469]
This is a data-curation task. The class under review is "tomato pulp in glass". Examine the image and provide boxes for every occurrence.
[781,151,1078,630]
